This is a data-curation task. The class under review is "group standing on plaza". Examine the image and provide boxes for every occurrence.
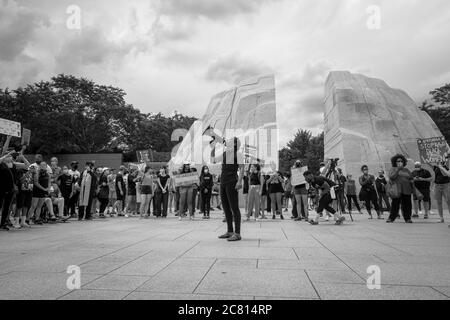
[1,142,450,241]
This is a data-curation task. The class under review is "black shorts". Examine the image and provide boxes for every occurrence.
[17,190,32,209]
[141,185,152,195]
[413,188,431,202]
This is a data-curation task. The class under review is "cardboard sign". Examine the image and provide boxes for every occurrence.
[291,166,308,186]
[137,150,151,163]
[417,137,449,165]
[21,128,31,146]
[0,118,21,137]
[174,172,199,187]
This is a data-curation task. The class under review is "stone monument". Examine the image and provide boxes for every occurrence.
[324,71,443,180]
[169,74,278,174]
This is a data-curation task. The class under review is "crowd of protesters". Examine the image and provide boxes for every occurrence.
[1,146,450,231]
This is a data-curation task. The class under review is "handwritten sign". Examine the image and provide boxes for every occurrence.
[417,137,449,165]
[291,166,308,186]
[0,118,21,137]
[174,172,199,187]
[21,128,31,146]
[137,150,150,163]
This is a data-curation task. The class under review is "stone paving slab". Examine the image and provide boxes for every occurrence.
[0,211,449,300]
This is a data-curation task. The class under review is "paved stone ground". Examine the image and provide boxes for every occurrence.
[0,211,449,300]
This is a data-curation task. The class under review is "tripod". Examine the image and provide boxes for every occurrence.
[324,159,354,222]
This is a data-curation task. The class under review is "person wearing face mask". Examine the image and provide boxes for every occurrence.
[78,161,98,221]
[412,162,433,219]
[28,161,57,225]
[155,167,170,218]
[68,161,81,217]
[359,165,382,219]
[200,165,213,219]
[50,157,61,179]
[58,166,74,217]
[387,154,414,223]
[434,153,450,224]
[375,170,391,215]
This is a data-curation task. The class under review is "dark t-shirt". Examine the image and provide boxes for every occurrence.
[58,174,74,196]
[221,150,241,185]
[311,176,336,191]
[412,168,432,189]
[158,175,169,189]
[0,163,15,193]
[434,166,450,185]
[115,173,126,194]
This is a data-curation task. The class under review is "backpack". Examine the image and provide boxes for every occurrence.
[385,180,400,199]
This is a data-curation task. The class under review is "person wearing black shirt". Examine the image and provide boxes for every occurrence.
[375,170,391,214]
[303,171,345,226]
[58,166,75,217]
[155,168,170,217]
[359,165,381,219]
[334,168,347,214]
[200,165,214,219]
[434,155,450,223]
[412,162,433,219]
[212,137,244,242]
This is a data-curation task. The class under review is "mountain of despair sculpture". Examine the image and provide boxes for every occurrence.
[324,71,444,179]
[169,74,278,173]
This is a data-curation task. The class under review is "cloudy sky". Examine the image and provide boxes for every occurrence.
[1,0,450,146]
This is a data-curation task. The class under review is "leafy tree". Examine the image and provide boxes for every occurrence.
[0,75,196,156]
[421,83,450,145]
[279,130,324,174]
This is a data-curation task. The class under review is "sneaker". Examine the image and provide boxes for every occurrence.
[21,221,30,228]
[424,215,429,219]
[412,214,419,219]
[0,225,10,231]
[202,215,207,220]
[13,223,22,229]
[218,232,234,239]
[335,216,345,225]
[294,217,302,221]
[227,233,242,242]
[309,220,319,225]
[125,214,129,218]
[222,218,227,223]
[280,215,284,220]
[272,215,276,220]
[406,220,413,224]
[386,220,394,223]
[439,218,445,223]
[324,216,330,222]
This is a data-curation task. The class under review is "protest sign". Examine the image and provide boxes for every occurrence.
[21,128,31,146]
[137,150,151,163]
[174,172,199,187]
[0,118,21,137]
[417,136,449,165]
[291,166,308,186]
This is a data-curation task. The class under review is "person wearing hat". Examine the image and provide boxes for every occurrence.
[412,162,433,219]
[78,161,98,221]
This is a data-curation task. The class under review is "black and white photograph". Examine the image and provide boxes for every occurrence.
[0,0,450,307]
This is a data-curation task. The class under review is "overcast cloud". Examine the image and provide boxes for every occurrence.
[1,0,450,146]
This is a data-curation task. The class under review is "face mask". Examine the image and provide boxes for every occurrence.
[63,170,69,174]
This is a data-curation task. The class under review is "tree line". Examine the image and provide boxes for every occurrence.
[0,74,197,162]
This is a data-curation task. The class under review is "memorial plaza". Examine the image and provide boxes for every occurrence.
[0,212,449,300]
